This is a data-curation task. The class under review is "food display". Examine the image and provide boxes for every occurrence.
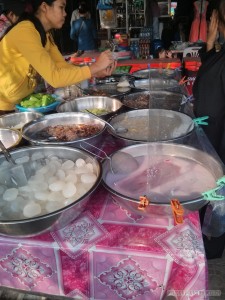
[123,93,149,109]
[82,108,111,115]
[121,91,187,111]
[113,66,131,74]
[20,93,56,108]
[32,124,102,142]
[16,93,60,113]
[109,109,195,143]
[0,154,98,220]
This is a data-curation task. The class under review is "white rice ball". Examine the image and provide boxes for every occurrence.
[62,182,77,198]
[23,202,42,218]
[75,158,85,168]
[3,188,19,201]
[49,180,65,192]
[62,160,75,170]
[81,173,97,184]
[56,169,66,180]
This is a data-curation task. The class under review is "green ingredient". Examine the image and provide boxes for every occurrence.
[20,93,56,108]
[83,108,110,115]
[113,66,131,74]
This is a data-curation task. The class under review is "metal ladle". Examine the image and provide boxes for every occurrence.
[86,110,128,134]
[80,141,139,175]
[0,140,28,187]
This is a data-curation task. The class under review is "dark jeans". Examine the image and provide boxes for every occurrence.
[199,205,225,259]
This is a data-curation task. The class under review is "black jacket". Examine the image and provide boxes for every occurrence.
[193,43,225,162]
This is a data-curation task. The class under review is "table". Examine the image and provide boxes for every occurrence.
[0,133,208,300]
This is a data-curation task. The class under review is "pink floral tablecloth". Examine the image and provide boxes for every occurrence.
[0,186,208,300]
[0,133,208,300]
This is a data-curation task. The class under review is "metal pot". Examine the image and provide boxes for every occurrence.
[101,143,224,216]
[108,109,195,145]
[0,146,102,237]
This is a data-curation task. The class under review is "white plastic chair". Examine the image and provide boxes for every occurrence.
[183,47,201,57]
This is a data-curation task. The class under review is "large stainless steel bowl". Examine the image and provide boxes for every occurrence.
[121,90,187,111]
[56,96,123,120]
[0,128,22,151]
[132,68,181,80]
[0,146,102,236]
[134,78,184,94]
[0,112,43,130]
[22,112,106,148]
[83,82,131,97]
[108,109,195,145]
[101,143,224,216]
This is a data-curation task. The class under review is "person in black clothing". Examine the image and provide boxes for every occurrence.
[173,0,194,41]
[193,0,225,259]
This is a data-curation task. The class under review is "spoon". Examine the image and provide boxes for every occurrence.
[86,110,128,134]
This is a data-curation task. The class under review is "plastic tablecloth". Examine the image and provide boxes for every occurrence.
[0,133,208,300]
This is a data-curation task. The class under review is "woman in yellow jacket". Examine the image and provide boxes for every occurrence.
[0,0,116,112]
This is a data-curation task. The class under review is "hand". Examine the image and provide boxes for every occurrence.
[94,60,117,78]
[207,10,219,51]
[89,50,115,76]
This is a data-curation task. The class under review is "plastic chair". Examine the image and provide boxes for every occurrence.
[183,47,201,57]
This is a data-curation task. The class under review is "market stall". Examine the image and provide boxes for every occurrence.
[0,130,210,300]
[0,54,224,300]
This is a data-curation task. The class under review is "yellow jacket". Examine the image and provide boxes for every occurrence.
[0,21,91,111]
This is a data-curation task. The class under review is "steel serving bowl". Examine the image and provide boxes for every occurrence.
[121,90,187,111]
[83,82,131,97]
[0,145,102,236]
[56,96,123,120]
[0,128,22,150]
[0,111,43,130]
[132,68,181,80]
[107,109,195,145]
[134,78,184,94]
[22,112,106,148]
[101,143,225,216]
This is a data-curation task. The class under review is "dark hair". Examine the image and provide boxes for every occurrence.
[78,2,88,14]
[2,0,25,16]
[2,0,56,46]
[218,0,225,27]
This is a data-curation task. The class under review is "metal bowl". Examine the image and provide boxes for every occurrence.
[0,145,102,236]
[121,90,187,111]
[56,96,123,120]
[132,68,181,80]
[83,83,131,97]
[101,143,224,216]
[0,111,43,130]
[134,78,183,93]
[0,128,22,150]
[22,112,106,148]
[108,109,195,145]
